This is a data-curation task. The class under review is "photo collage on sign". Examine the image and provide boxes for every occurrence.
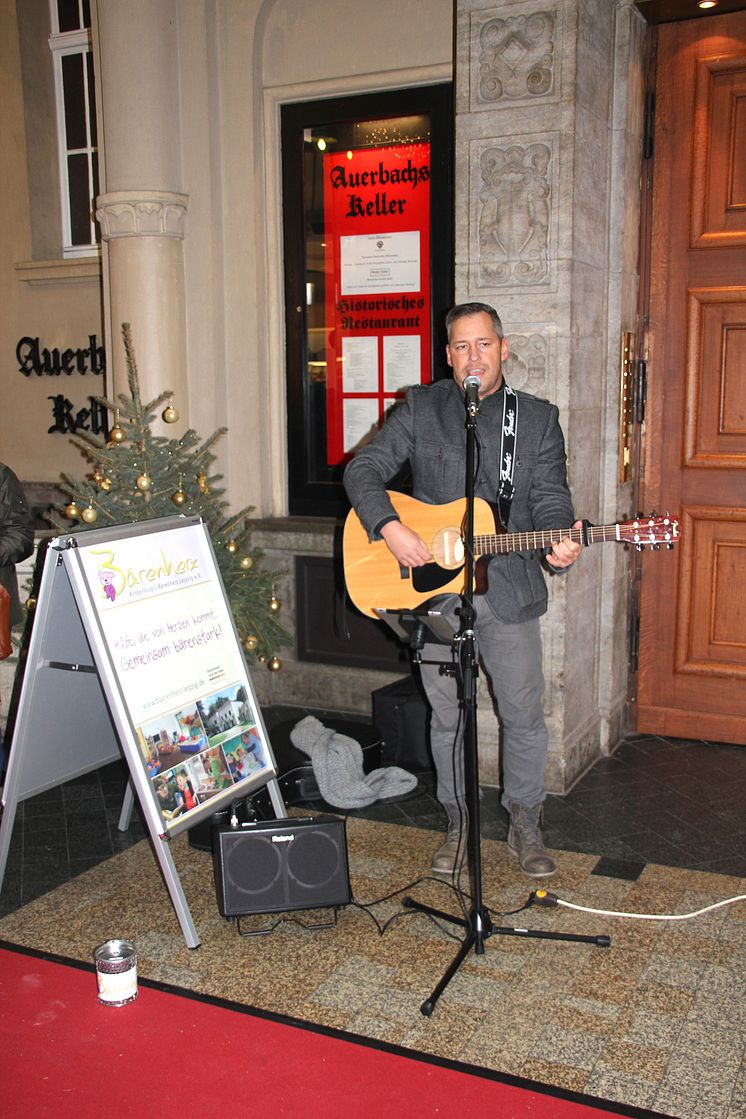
[135,682,271,822]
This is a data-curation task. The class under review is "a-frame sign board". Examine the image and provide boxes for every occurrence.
[0,515,286,948]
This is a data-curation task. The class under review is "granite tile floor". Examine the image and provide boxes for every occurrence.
[1,705,745,919]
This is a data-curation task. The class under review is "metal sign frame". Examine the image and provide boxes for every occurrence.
[0,515,286,948]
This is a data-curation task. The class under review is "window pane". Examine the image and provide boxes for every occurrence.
[67,153,91,245]
[62,52,87,150]
[87,50,97,145]
[92,151,100,241]
[57,0,82,33]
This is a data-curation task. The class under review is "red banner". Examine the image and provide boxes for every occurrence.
[323,142,431,465]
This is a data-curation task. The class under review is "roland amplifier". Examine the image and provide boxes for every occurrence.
[213,815,350,918]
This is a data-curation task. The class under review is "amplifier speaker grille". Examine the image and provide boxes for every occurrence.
[213,815,350,917]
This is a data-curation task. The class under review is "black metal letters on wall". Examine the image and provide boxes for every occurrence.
[15,335,108,436]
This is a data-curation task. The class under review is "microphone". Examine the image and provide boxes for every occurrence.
[463,375,481,416]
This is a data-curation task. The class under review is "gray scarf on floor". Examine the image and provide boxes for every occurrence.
[290,716,417,809]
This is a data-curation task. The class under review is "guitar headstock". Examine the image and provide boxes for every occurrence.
[619,514,680,550]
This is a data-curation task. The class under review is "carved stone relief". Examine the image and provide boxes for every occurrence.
[503,332,549,396]
[477,9,556,105]
[477,142,552,288]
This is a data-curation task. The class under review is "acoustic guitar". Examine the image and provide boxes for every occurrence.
[343,491,680,618]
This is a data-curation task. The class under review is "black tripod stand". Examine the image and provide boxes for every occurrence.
[386,390,610,1016]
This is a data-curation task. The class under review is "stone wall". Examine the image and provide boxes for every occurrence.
[451,0,645,791]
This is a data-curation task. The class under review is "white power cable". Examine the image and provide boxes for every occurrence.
[554,893,746,922]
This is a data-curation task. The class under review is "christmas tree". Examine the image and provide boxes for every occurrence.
[49,323,290,666]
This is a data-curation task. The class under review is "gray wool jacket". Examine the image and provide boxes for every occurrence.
[343,378,575,625]
[0,464,35,626]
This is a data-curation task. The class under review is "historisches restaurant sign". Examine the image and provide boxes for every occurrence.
[323,142,431,466]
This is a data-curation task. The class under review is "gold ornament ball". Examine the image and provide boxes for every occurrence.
[243,635,258,652]
[109,425,126,444]
[162,403,179,424]
[257,654,267,664]
[267,656,282,672]
[225,539,238,554]
[240,555,254,570]
[136,473,152,492]
[269,594,281,613]
[81,506,98,524]
[64,501,81,519]
[171,489,187,507]
[25,596,37,612]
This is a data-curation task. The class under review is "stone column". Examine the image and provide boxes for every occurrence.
[93,0,189,420]
[454,0,646,791]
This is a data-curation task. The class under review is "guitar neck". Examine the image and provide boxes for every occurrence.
[476,524,618,554]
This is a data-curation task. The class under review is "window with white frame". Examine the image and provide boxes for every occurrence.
[49,0,99,257]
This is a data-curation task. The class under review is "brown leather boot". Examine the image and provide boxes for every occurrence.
[507,802,556,878]
[431,803,467,876]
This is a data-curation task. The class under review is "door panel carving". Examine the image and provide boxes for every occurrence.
[675,506,746,675]
[691,54,746,246]
[684,287,746,464]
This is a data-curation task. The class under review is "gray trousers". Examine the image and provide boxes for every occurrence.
[418,596,548,813]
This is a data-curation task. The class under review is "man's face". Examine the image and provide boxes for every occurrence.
[446,311,509,399]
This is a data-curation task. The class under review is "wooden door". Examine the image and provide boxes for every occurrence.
[636,12,746,744]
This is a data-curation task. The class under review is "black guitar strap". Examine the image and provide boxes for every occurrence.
[497,382,517,529]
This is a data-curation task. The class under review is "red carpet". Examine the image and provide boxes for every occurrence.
[0,942,664,1118]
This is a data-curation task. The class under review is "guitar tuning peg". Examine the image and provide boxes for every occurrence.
[651,543,660,551]
[667,542,675,550]
[636,543,644,552]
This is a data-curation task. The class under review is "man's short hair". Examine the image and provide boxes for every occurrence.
[445,302,503,340]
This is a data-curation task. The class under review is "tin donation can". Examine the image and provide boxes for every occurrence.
[94,939,138,1005]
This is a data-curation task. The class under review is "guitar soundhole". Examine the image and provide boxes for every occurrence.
[431,527,464,570]
[413,563,464,594]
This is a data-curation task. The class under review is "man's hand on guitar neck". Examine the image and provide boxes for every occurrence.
[380,516,584,570]
[380,519,431,567]
[545,520,584,569]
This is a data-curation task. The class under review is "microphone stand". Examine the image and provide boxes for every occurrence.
[402,384,610,1017]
